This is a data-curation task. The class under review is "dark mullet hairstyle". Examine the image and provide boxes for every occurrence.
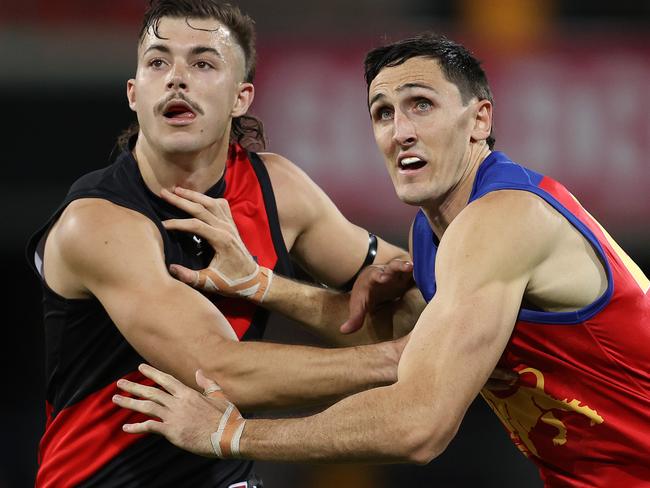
[118,0,266,152]
[364,33,495,149]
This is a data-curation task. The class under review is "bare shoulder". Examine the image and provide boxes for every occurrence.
[55,198,160,247]
[454,189,562,243]
[439,190,563,279]
[51,198,163,272]
[257,152,321,198]
[257,152,334,248]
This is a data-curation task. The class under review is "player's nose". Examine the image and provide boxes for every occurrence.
[166,64,188,91]
[392,110,417,147]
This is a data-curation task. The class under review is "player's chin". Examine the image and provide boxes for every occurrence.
[159,134,208,154]
[395,187,430,207]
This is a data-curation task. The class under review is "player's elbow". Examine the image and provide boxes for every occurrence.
[400,413,460,465]
[407,429,456,465]
[199,340,259,408]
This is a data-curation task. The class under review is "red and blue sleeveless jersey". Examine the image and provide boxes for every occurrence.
[26,143,291,487]
[412,151,650,487]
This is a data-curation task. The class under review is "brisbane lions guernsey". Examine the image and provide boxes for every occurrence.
[27,143,292,487]
[412,151,650,487]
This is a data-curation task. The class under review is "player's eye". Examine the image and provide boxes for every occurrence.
[415,100,432,112]
[195,61,214,70]
[149,59,166,69]
[374,107,394,121]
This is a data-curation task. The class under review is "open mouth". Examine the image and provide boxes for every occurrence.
[399,156,427,171]
[163,103,196,121]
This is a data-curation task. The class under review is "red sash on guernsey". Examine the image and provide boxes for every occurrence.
[219,144,279,339]
[30,143,285,486]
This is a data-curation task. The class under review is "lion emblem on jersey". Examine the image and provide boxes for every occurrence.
[482,367,604,457]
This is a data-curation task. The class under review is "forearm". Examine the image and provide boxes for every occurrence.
[262,274,393,346]
[239,383,437,464]
[206,339,400,411]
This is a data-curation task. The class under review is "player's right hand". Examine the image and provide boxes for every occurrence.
[340,259,414,334]
[160,187,273,303]
[113,364,246,459]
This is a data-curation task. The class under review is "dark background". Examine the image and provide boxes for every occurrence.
[3,1,649,486]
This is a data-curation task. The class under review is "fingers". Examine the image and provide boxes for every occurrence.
[367,265,390,284]
[364,263,406,285]
[169,264,200,287]
[116,379,170,406]
[339,261,414,335]
[375,260,413,283]
[112,395,166,419]
[339,317,364,334]
[137,364,185,397]
[122,419,167,435]
[166,187,215,209]
[490,367,519,382]
[160,188,219,225]
[161,188,234,225]
[195,369,226,400]
[340,294,369,334]
[385,259,413,275]
[163,217,224,240]
[484,379,517,391]
[340,266,380,334]
[484,367,519,391]
[163,218,237,252]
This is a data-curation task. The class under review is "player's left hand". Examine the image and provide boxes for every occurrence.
[112,364,245,459]
[341,259,414,334]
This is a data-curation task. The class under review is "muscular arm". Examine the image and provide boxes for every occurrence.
[253,153,421,343]
[257,273,423,346]
[235,192,558,461]
[113,192,569,459]
[46,199,401,411]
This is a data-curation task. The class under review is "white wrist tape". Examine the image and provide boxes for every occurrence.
[209,402,246,458]
[197,265,273,303]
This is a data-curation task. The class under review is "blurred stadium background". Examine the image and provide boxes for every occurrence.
[2,0,648,486]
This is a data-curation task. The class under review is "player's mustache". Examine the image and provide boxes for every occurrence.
[156,93,204,116]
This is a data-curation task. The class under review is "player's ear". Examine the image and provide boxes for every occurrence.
[127,79,137,112]
[231,82,254,118]
[470,99,492,144]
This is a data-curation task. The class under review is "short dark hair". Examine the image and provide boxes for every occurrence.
[118,0,266,152]
[364,33,495,149]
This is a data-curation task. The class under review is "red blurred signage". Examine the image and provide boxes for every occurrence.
[254,39,650,236]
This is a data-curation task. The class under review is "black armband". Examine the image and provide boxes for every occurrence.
[342,233,378,291]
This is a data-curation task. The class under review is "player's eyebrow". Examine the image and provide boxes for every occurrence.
[189,46,224,60]
[368,92,386,109]
[369,82,438,108]
[396,82,437,94]
[143,44,171,57]
[143,44,224,61]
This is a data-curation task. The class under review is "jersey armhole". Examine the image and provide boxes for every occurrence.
[476,183,614,325]
[248,151,294,279]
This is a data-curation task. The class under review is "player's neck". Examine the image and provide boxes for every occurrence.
[422,145,491,239]
[133,136,230,195]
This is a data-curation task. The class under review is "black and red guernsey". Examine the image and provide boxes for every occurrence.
[26,143,292,487]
